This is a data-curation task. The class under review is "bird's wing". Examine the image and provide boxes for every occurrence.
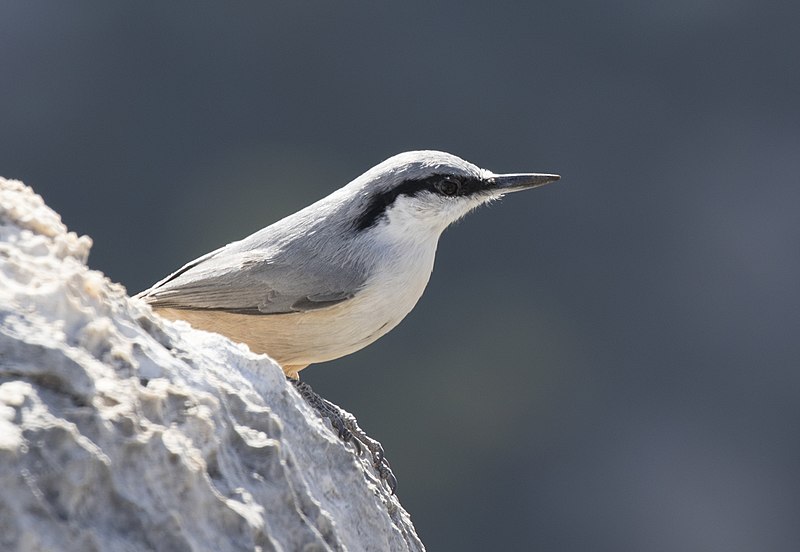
[137,245,364,315]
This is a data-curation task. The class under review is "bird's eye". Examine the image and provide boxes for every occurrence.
[436,178,460,196]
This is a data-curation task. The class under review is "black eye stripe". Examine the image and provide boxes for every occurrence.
[353,174,485,231]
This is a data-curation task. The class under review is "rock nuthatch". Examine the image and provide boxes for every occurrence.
[139,150,560,491]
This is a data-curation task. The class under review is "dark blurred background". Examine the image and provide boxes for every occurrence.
[3,2,799,550]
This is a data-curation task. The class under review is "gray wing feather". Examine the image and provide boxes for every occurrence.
[139,242,364,314]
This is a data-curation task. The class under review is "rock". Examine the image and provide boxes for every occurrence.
[0,178,424,552]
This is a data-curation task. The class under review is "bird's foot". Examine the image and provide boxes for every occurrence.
[289,378,397,494]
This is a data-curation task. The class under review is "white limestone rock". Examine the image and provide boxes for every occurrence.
[0,178,424,552]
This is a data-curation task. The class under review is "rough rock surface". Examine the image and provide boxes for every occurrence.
[0,178,424,552]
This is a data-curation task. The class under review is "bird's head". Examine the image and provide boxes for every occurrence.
[345,150,559,239]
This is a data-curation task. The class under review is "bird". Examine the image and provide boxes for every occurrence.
[138,150,559,491]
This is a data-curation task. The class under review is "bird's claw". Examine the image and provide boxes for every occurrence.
[340,414,396,493]
[289,378,397,493]
[327,413,354,443]
[377,462,397,494]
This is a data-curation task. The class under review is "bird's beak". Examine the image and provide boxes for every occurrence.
[487,172,561,194]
